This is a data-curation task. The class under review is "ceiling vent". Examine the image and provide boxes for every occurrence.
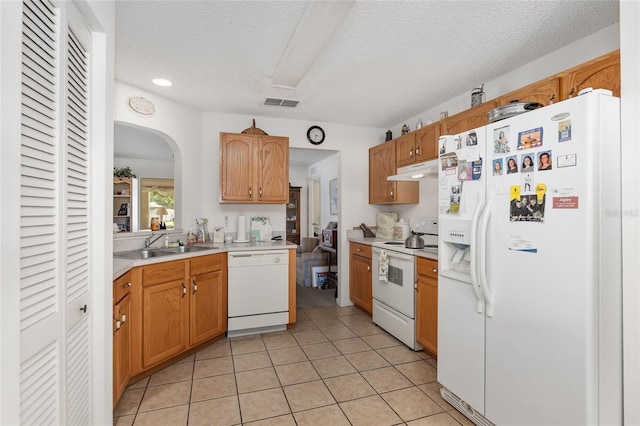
[264,98,299,108]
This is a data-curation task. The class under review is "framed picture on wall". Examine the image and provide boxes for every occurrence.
[329,178,338,215]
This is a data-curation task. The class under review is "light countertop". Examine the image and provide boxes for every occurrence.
[347,236,438,261]
[114,240,297,280]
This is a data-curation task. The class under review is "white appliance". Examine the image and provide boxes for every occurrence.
[437,90,622,425]
[227,250,289,337]
[372,221,438,350]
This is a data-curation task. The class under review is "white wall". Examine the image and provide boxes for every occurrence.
[620,2,640,424]
[308,154,339,229]
[114,82,202,232]
[114,157,174,179]
[391,24,621,137]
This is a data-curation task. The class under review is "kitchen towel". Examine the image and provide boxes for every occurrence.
[378,249,389,282]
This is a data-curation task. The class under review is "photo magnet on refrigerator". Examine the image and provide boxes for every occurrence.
[558,119,572,142]
[517,127,543,150]
[557,153,577,168]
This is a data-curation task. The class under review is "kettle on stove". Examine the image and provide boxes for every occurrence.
[405,231,425,249]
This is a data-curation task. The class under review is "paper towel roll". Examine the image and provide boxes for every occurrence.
[236,215,246,241]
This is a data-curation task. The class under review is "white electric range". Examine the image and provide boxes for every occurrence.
[371,219,438,350]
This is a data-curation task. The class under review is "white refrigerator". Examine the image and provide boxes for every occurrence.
[437,90,622,426]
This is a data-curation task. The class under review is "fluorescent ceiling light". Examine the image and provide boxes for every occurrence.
[152,78,172,87]
[272,1,355,89]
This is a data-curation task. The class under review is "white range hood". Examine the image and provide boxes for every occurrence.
[387,159,439,181]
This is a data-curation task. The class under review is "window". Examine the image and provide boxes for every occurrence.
[139,178,175,229]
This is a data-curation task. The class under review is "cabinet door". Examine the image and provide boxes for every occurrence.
[350,253,372,315]
[369,141,397,204]
[414,123,439,162]
[113,293,131,407]
[190,268,227,347]
[395,133,417,167]
[497,78,561,108]
[442,101,497,135]
[561,50,620,99]
[220,133,255,202]
[256,136,289,203]
[416,258,438,356]
[142,279,189,368]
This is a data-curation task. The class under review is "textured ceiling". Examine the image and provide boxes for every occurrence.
[115,0,619,129]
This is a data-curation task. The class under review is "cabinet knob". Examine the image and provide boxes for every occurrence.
[416,147,421,156]
[123,282,132,288]
[356,248,361,252]
[432,268,438,273]
[115,318,121,330]
[249,187,252,197]
[192,278,198,294]
[79,304,87,314]
[409,147,413,158]
[367,265,370,271]
[259,187,263,198]
[182,282,186,298]
[119,309,126,323]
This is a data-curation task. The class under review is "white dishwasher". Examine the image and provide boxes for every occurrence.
[227,250,289,337]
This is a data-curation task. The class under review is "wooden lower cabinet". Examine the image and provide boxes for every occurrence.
[349,242,373,315]
[142,275,190,368]
[113,271,132,408]
[189,255,227,346]
[416,257,438,357]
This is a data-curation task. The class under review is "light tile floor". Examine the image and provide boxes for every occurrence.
[113,287,473,426]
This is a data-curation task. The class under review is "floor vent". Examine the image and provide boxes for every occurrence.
[264,98,299,108]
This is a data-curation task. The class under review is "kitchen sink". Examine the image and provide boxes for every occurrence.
[114,248,175,260]
[160,245,216,254]
[114,245,217,260]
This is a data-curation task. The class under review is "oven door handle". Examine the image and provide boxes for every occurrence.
[372,247,415,262]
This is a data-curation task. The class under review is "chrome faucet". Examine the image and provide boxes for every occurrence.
[144,232,168,248]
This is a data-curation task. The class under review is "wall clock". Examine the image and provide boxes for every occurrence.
[307,125,325,145]
[127,96,156,116]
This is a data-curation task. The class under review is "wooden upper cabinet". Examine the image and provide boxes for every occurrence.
[395,133,417,167]
[220,134,255,202]
[369,141,396,204]
[256,136,289,202]
[220,133,289,203]
[497,77,561,108]
[414,123,439,162]
[441,100,497,135]
[396,123,439,168]
[369,140,419,205]
[560,50,620,99]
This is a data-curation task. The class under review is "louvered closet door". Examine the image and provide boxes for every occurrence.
[19,1,93,424]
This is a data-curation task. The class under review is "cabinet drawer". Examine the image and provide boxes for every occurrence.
[114,271,132,303]
[142,260,186,286]
[350,242,372,259]
[417,257,438,281]
[190,253,224,276]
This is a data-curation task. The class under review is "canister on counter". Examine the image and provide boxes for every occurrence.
[393,219,411,240]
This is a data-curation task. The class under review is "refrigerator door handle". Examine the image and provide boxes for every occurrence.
[470,191,484,313]
[479,199,494,317]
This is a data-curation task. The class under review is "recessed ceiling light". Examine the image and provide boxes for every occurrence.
[152,78,172,87]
